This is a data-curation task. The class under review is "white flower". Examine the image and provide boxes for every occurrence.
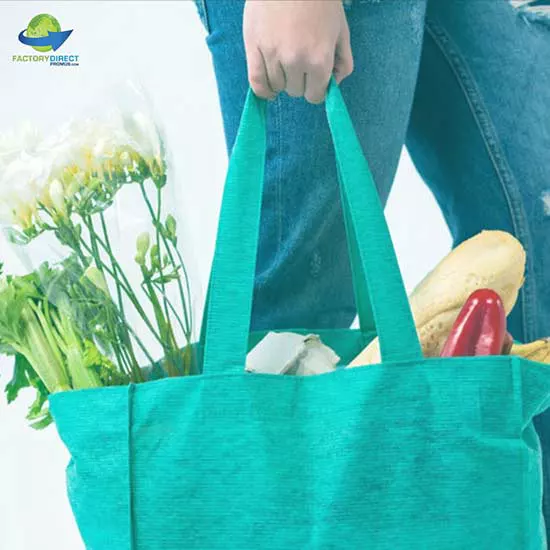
[48,179,65,214]
[0,122,54,229]
[39,123,76,170]
[122,111,164,172]
[0,121,42,170]
[47,111,165,184]
[51,118,128,175]
[0,107,167,230]
[0,152,50,229]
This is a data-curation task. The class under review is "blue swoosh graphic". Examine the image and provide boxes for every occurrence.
[18,29,73,51]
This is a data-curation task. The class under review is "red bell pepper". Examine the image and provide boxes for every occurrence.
[440,289,507,357]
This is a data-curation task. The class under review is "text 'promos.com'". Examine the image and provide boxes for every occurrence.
[13,54,80,67]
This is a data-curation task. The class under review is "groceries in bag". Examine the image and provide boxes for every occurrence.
[348,230,526,367]
[246,332,340,376]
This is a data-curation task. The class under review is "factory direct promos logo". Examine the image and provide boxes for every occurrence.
[13,14,80,66]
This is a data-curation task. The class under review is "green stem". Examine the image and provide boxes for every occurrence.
[78,238,116,276]
[55,308,102,390]
[29,302,67,376]
[10,343,64,394]
[141,271,179,377]
[182,344,193,376]
[38,203,154,383]
[140,180,195,376]
[83,215,136,376]
[77,191,181,378]
[172,245,194,341]
[71,237,90,270]
[139,183,192,339]
[99,214,126,320]
[78,234,164,379]
[154,186,173,333]
[98,212,143,381]
[152,282,187,337]
[21,305,70,392]
[46,216,130,379]
[117,324,144,383]
[84,216,103,272]
[78,236,164,346]
[111,334,130,376]
[103,305,132,377]
[44,303,68,354]
[40,208,87,268]
[113,309,156,367]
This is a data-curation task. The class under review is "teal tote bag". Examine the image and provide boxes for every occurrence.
[50,82,550,549]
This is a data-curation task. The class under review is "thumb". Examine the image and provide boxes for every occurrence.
[333,26,354,84]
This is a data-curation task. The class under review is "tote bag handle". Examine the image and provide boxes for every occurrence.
[202,80,422,375]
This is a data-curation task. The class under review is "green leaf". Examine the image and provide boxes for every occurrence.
[26,361,50,393]
[26,386,48,420]
[82,339,104,367]
[29,411,53,430]
[4,350,52,430]
[0,342,16,356]
[25,362,52,429]
[39,256,87,308]
[153,173,167,189]
[0,282,31,345]
[3,227,31,246]
[150,271,180,285]
[83,340,129,386]
[5,354,31,404]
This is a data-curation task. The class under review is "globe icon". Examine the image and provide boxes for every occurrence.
[25,14,61,52]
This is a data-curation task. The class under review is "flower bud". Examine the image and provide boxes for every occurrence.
[67,178,82,198]
[150,244,161,270]
[49,179,65,214]
[15,203,36,231]
[135,232,150,265]
[119,151,132,167]
[165,214,177,242]
[83,266,109,295]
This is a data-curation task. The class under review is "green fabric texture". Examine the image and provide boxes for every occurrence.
[50,82,550,549]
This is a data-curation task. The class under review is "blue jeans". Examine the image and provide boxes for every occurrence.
[194,0,550,533]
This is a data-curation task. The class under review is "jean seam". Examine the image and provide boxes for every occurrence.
[425,17,537,341]
[273,98,284,254]
[194,0,211,34]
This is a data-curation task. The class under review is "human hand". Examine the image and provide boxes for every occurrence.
[243,0,354,104]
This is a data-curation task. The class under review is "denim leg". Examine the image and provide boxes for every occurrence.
[196,0,427,331]
[406,0,550,536]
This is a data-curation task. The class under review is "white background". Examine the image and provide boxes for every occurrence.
[0,2,451,549]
